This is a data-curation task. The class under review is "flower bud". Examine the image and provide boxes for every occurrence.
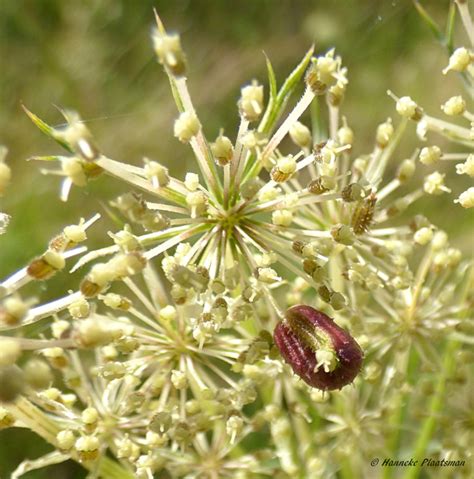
[419,146,441,166]
[376,118,394,148]
[0,365,25,402]
[82,407,99,426]
[101,293,131,311]
[226,415,244,443]
[75,435,100,462]
[183,173,199,193]
[211,133,234,166]
[289,121,312,149]
[68,298,90,319]
[186,191,208,217]
[331,224,355,246]
[397,159,416,182]
[144,159,170,188]
[174,112,200,143]
[117,437,140,461]
[432,230,448,250]
[270,156,297,183]
[443,47,472,74]
[23,359,53,390]
[0,339,21,367]
[241,178,264,200]
[42,347,68,369]
[395,96,423,121]
[305,51,340,94]
[153,32,186,76]
[441,96,466,116]
[75,318,119,348]
[414,227,433,245]
[424,171,450,195]
[273,305,363,390]
[456,155,474,177]
[329,292,346,310]
[239,81,264,121]
[307,176,334,194]
[257,267,280,284]
[328,78,347,105]
[146,431,168,447]
[0,296,29,326]
[455,187,474,208]
[337,124,354,146]
[57,430,76,451]
[27,250,65,280]
[171,370,187,389]
[272,209,293,227]
[61,157,87,186]
[59,114,99,161]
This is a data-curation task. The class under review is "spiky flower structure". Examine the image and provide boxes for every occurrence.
[0,4,473,479]
[405,0,473,208]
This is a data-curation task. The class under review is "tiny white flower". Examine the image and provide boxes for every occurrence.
[289,121,312,149]
[414,227,433,245]
[396,96,418,118]
[454,187,474,208]
[174,111,200,143]
[184,172,200,191]
[239,81,264,121]
[455,155,474,177]
[442,47,472,74]
[441,95,466,116]
[423,171,450,195]
[419,146,441,166]
[272,209,293,226]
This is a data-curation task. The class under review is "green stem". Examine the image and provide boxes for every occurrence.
[382,348,418,479]
[334,396,355,479]
[402,340,459,479]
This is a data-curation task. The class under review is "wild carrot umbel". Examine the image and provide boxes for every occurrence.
[0,4,473,479]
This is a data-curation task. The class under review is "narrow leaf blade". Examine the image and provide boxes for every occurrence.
[22,106,73,153]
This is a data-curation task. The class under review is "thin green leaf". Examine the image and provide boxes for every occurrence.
[259,45,314,134]
[445,2,457,53]
[264,52,277,101]
[276,44,314,106]
[22,105,73,153]
[413,1,444,43]
[258,53,278,134]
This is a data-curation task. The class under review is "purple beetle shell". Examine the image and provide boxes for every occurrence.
[274,305,363,390]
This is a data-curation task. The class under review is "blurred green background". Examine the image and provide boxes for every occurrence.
[0,0,471,477]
